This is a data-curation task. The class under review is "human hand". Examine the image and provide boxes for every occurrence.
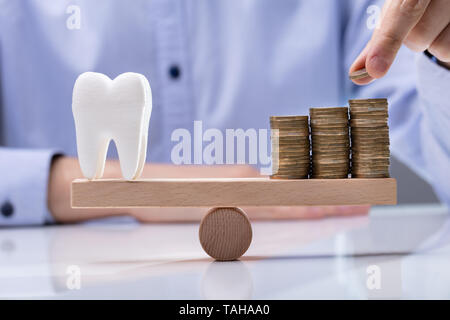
[350,0,450,85]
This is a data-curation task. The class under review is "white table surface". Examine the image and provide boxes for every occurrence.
[1,204,449,299]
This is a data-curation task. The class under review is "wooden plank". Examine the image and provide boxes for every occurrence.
[71,177,397,208]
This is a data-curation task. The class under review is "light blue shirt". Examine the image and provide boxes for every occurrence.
[1,0,449,225]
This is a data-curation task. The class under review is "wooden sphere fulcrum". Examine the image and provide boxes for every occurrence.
[199,207,252,261]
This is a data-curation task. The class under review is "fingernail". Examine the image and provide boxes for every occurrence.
[368,55,389,76]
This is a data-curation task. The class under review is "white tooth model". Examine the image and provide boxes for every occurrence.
[72,72,152,180]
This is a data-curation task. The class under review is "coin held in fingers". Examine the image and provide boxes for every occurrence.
[349,68,370,80]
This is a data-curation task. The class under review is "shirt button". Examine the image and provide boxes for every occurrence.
[1,201,14,218]
[168,65,181,80]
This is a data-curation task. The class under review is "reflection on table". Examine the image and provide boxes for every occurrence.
[0,205,449,299]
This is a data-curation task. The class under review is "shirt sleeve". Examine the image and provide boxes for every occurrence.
[342,0,450,206]
[0,147,60,226]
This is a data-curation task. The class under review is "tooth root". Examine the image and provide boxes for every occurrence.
[76,129,110,180]
[113,134,143,180]
[135,134,148,178]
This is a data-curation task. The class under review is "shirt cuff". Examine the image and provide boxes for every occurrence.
[0,148,61,226]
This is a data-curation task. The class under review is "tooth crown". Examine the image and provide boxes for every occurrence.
[72,72,152,180]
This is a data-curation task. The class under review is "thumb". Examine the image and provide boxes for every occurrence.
[365,31,403,79]
[349,41,374,85]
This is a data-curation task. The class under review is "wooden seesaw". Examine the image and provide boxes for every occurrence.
[71,177,397,261]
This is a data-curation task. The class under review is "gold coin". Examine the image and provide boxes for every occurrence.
[349,98,387,104]
[351,173,390,178]
[312,135,349,141]
[312,132,349,137]
[312,165,349,171]
[271,129,309,135]
[272,140,310,145]
[276,165,310,170]
[273,145,310,150]
[272,154,310,160]
[351,135,389,140]
[272,148,310,154]
[272,135,310,140]
[275,165,310,171]
[274,169,310,174]
[270,115,308,121]
[350,110,388,116]
[310,118,348,125]
[350,114,388,120]
[352,145,390,150]
[270,174,308,179]
[351,134,389,139]
[350,106,388,113]
[351,141,390,147]
[351,133,389,138]
[352,169,390,174]
[313,158,349,163]
[350,119,388,126]
[351,159,390,165]
[351,127,389,132]
[313,133,349,138]
[313,149,350,154]
[313,171,349,176]
[311,174,349,179]
[310,107,348,112]
[270,124,309,130]
[312,143,350,149]
[348,68,369,80]
[312,141,349,146]
[313,172,349,177]
[350,105,387,110]
[311,125,350,130]
[276,158,311,162]
[310,114,349,120]
[273,141,310,146]
[313,157,349,162]
[352,154,390,159]
[352,154,390,160]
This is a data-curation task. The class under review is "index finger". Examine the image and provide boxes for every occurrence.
[364,0,431,78]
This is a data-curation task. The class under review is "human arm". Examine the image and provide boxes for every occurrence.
[0,148,58,225]
[343,0,450,206]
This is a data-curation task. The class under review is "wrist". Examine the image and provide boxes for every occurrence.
[48,157,128,223]
[47,155,66,220]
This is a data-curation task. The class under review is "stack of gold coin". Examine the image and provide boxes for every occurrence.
[270,116,310,179]
[349,99,390,178]
[309,107,350,179]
